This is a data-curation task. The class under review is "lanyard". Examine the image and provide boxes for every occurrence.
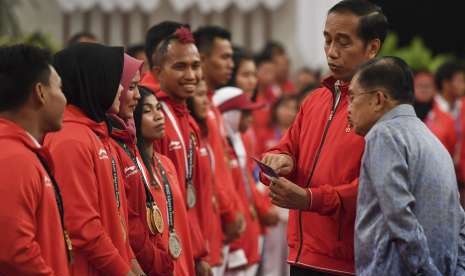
[116,141,155,208]
[154,155,175,233]
[160,101,195,204]
[110,157,121,209]
[35,154,73,263]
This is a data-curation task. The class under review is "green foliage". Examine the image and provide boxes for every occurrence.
[380,33,453,73]
[0,31,60,53]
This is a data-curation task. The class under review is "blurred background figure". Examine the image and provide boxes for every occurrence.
[413,70,456,156]
[261,41,295,95]
[294,67,320,96]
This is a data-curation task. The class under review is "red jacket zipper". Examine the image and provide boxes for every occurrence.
[295,85,342,263]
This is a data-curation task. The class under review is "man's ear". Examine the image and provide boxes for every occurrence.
[374,90,386,111]
[366,38,381,59]
[31,82,47,108]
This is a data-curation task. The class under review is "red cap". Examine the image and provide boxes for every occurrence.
[213,86,265,113]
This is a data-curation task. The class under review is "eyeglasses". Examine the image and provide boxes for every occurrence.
[348,89,378,104]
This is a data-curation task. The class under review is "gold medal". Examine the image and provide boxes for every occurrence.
[187,184,196,209]
[249,204,257,221]
[168,232,182,259]
[146,207,157,234]
[152,204,165,234]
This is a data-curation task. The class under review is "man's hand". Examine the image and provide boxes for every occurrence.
[262,153,294,175]
[196,260,213,276]
[269,177,309,210]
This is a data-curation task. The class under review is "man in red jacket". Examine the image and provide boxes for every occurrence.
[0,44,70,275]
[150,27,212,276]
[261,1,388,275]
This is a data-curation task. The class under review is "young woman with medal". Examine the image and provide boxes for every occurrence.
[135,87,197,276]
[109,54,174,276]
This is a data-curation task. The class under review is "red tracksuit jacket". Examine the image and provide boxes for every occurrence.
[0,119,70,276]
[226,143,262,268]
[45,106,133,276]
[109,117,174,276]
[206,95,244,227]
[425,102,457,156]
[150,153,196,276]
[152,91,208,262]
[195,135,224,266]
[262,77,365,275]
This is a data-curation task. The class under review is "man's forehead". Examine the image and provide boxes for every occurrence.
[324,12,359,36]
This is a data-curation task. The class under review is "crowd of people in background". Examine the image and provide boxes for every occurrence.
[2,0,465,275]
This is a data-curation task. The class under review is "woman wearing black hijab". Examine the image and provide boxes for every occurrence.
[45,43,142,276]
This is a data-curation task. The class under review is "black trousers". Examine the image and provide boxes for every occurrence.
[290,265,339,276]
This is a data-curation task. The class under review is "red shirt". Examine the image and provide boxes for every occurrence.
[424,102,457,156]
[226,143,262,268]
[206,93,244,225]
[0,119,70,276]
[110,117,174,276]
[153,91,208,261]
[261,77,364,274]
[194,135,224,266]
[150,153,196,276]
[45,106,132,276]
[140,72,160,94]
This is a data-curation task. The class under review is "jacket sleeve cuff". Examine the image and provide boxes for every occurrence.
[305,188,313,211]
[307,187,323,212]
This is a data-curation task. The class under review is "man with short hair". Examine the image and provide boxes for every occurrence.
[0,44,70,275]
[140,21,190,92]
[350,56,465,276]
[194,25,246,269]
[434,61,465,196]
[193,26,234,93]
[152,27,212,276]
[261,0,388,275]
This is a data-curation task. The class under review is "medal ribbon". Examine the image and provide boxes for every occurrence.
[155,155,175,233]
[35,154,73,263]
[117,141,156,208]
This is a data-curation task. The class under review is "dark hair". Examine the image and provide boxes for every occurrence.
[434,60,465,91]
[193,25,231,55]
[153,27,196,67]
[254,50,274,68]
[355,56,414,104]
[226,46,254,87]
[328,0,388,44]
[269,95,299,127]
[126,44,145,58]
[0,44,52,112]
[261,41,286,58]
[67,31,97,46]
[134,86,157,185]
[145,21,190,68]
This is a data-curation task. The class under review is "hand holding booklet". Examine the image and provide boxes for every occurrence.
[251,157,279,178]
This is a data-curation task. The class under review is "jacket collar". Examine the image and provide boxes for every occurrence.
[64,105,109,138]
[321,76,350,95]
[378,104,416,124]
